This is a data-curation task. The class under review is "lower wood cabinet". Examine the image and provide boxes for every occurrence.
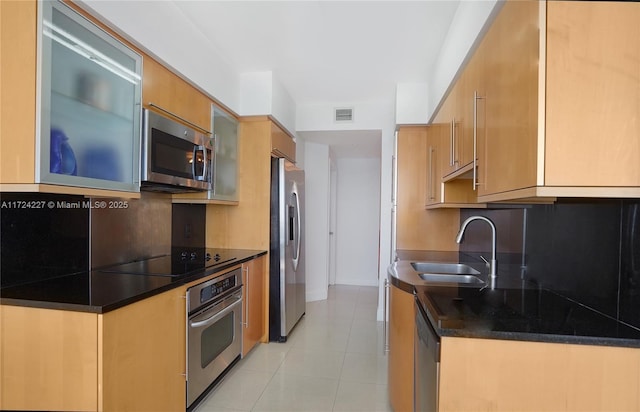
[439,337,640,411]
[388,283,415,412]
[100,287,186,412]
[0,287,186,411]
[242,254,268,356]
[0,305,99,411]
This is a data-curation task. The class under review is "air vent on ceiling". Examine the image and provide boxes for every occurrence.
[334,107,354,122]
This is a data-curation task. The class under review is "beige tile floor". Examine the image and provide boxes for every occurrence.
[194,285,392,412]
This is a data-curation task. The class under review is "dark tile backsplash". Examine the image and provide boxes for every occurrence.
[524,200,622,318]
[462,199,640,330]
[90,193,171,269]
[1,192,194,288]
[171,203,206,249]
[459,208,526,264]
[1,193,89,288]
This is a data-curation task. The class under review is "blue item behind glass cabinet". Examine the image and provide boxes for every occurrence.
[50,128,77,176]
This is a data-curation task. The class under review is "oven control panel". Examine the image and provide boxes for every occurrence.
[200,276,237,304]
[187,267,242,314]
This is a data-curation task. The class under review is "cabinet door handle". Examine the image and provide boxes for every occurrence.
[428,147,436,202]
[383,279,390,355]
[243,267,249,328]
[453,117,458,166]
[449,119,455,167]
[473,91,484,191]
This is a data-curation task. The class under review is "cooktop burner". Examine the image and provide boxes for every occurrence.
[100,248,237,278]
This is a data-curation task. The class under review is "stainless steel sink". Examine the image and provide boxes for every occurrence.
[411,262,480,275]
[417,273,484,284]
[411,262,484,285]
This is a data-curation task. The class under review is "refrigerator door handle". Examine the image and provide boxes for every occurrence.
[291,183,301,271]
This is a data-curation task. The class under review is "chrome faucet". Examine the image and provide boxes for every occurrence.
[455,216,498,284]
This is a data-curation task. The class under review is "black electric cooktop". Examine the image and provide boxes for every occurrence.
[99,248,238,278]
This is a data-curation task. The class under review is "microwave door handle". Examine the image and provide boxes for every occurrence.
[192,145,208,181]
[191,146,197,179]
[201,144,208,182]
[211,135,217,193]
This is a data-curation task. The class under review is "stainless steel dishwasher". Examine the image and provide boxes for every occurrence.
[415,299,440,412]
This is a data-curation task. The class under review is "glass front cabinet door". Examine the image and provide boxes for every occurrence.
[210,106,239,201]
[38,0,142,192]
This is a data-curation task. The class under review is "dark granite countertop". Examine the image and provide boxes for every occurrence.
[0,249,266,314]
[389,250,640,348]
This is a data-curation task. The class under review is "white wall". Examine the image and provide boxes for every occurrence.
[395,83,430,125]
[239,71,297,137]
[79,2,298,136]
[427,0,502,119]
[304,142,331,302]
[239,72,273,116]
[79,0,242,113]
[334,158,381,286]
[297,100,395,320]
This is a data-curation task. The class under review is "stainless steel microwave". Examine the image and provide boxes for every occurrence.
[141,109,213,193]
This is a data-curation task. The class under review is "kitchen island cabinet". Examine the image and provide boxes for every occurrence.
[388,281,415,412]
[439,337,640,412]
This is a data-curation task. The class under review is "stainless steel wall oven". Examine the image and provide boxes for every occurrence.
[186,267,243,410]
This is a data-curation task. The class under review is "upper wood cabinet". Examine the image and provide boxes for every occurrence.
[395,126,460,250]
[435,0,640,203]
[271,122,296,163]
[206,117,274,251]
[544,1,640,189]
[211,107,240,202]
[425,126,442,207]
[435,72,475,180]
[475,0,539,199]
[0,1,38,186]
[142,57,212,134]
[0,1,143,197]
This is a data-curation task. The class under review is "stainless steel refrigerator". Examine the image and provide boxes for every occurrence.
[269,157,305,342]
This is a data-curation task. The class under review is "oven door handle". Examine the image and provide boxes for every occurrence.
[189,293,242,329]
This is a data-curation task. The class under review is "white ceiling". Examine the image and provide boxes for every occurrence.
[174,1,459,105]
[171,1,461,159]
